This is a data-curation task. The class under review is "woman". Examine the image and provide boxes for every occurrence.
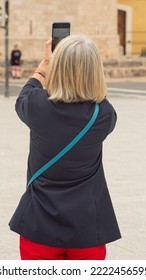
[10,44,22,79]
[9,35,121,260]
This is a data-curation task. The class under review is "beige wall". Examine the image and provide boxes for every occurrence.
[0,0,119,61]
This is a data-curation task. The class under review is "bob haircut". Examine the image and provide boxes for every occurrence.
[45,34,107,103]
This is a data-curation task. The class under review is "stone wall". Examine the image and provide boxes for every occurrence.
[104,58,146,78]
[0,0,120,60]
[0,58,146,79]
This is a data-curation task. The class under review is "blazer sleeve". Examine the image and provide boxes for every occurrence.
[96,99,117,143]
[107,102,117,135]
[15,78,45,127]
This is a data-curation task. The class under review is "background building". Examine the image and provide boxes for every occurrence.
[118,0,146,56]
[0,0,120,61]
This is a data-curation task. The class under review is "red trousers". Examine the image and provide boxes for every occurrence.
[20,236,106,260]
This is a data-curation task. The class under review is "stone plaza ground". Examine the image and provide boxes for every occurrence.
[0,86,146,260]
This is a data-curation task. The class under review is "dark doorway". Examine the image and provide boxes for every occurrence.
[118,9,126,55]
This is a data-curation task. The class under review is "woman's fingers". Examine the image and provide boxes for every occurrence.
[44,37,52,61]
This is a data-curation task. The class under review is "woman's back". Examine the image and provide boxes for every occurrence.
[17,81,116,183]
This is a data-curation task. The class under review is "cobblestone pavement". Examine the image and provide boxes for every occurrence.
[0,92,146,260]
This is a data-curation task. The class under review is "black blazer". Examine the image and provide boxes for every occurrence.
[9,78,121,248]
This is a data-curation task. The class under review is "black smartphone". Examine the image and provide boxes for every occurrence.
[52,22,71,52]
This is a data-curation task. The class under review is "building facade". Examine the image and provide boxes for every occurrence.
[118,0,146,56]
[0,0,120,61]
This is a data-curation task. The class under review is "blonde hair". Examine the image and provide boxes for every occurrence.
[45,34,107,103]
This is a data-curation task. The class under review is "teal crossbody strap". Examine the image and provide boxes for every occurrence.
[27,103,99,187]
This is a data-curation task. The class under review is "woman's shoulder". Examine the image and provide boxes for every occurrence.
[21,78,49,104]
[99,98,116,116]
